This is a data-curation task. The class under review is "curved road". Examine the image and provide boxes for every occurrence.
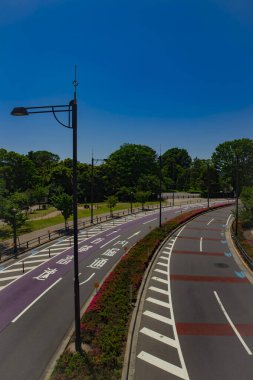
[0,201,229,380]
[131,206,253,380]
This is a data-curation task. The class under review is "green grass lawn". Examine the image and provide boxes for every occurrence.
[27,206,57,219]
[0,201,161,241]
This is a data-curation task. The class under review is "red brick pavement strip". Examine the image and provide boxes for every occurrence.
[171,274,249,283]
[176,323,253,336]
[173,250,224,257]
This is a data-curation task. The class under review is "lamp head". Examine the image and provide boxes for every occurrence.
[11,107,29,116]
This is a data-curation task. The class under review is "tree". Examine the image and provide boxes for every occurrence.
[104,144,158,195]
[212,139,253,195]
[0,201,27,232]
[162,148,192,191]
[106,195,118,217]
[135,190,151,210]
[52,193,73,230]
[0,149,36,194]
[239,186,253,228]
[31,186,49,209]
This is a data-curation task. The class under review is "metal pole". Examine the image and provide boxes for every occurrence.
[207,163,210,209]
[13,210,17,259]
[159,155,162,227]
[130,192,133,213]
[235,156,239,236]
[91,156,94,223]
[72,98,81,353]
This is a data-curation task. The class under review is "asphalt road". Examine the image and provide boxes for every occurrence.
[0,201,230,380]
[132,206,253,380]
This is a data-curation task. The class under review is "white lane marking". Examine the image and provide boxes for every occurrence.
[207,218,214,226]
[226,214,233,226]
[146,297,170,308]
[160,256,169,261]
[152,276,168,284]
[157,262,168,268]
[29,253,58,258]
[154,269,168,275]
[143,310,173,325]
[99,235,121,248]
[0,267,35,273]
[128,231,141,239]
[80,273,95,285]
[106,230,119,236]
[149,286,169,295]
[140,327,178,348]
[143,218,157,225]
[200,237,203,252]
[12,278,62,323]
[214,291,252,355]
[13,259,48,264]
[161,251,171,256]
[137,351,188,380]
[0,275,22,282]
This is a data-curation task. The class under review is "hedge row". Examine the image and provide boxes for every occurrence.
[51,204,229,380]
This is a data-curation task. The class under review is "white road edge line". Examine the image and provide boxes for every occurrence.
[214,290,252,355]
[143,218,157,225]
[12,278,62,323]
[100,235,121,248]
[226,214,233,226]
[200,237,203,252]
[80,273,95,285]
[207,218,214,226]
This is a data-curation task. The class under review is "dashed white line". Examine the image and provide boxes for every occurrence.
[214,291,252,355]
[143,218,157,225]
[200,237,203,252]
[12,278,62,323]
[100,235,121,248]
[154,269,168,275]
[207,218,214,226]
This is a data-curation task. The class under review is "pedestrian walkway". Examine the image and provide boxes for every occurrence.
[0,198,205,262]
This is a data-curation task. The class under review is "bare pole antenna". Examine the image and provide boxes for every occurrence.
[73,64,78,101]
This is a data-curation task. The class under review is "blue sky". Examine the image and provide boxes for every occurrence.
[1,0,253,162]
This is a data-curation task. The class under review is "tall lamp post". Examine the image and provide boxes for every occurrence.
[159,154,162,228]
[11,78,82,352]
[90,156,106,224]
[235,155,239,236]
[12,208,17,259]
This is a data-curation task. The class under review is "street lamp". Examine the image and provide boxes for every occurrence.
[12,208,17,259]
[130,191,133,213]
[11,76,82,352]
[159,155,162,227]
[90,156,106,224]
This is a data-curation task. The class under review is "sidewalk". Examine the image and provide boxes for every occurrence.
[0,198,205,262]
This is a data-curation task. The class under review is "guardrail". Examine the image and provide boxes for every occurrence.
[0,205,161,262]
[0,198,231,262]
[231,227,253,270]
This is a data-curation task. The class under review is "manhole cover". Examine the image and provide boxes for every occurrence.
[214,263,229,268]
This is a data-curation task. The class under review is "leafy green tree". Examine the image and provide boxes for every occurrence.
[52,193,73,230]
[212,139,253,195]
[135,190,151,210]
[106,195,118,217]
[0,200,27,231]
[49,164,73,196]
[104,144,158,195]
[162,148,192,191]
[9,192,30,211]
[239,187,253,228]
[0,149,36,194]
[31,186,49,209]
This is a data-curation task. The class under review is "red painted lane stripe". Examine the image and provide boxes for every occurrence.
[173,250,224,257]
[176,323,253,336]
[171,274,248,283]
[177,236,221,241]
[186,227,221,232]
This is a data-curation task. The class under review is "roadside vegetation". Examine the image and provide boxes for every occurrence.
[51,204,227,380]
